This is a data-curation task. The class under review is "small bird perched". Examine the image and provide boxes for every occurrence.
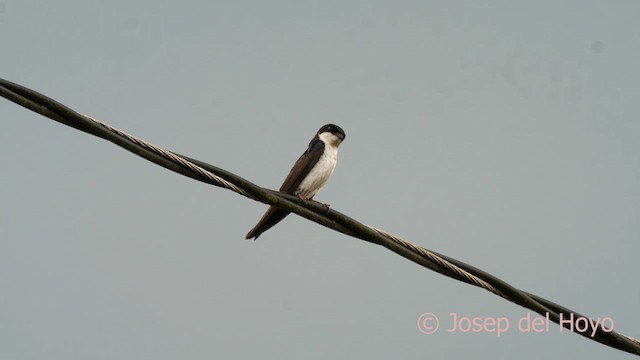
[245,124,346,239]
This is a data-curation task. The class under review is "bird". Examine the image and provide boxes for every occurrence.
[245,124,346,239]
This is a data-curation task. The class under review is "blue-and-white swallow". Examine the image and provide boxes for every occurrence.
[245,124,346,239]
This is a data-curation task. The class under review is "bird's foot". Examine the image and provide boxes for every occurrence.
[310,200,331,212]
[298,195,330,212]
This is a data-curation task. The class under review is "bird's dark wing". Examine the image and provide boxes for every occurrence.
[279,137,325,194]
[245,137,325,240]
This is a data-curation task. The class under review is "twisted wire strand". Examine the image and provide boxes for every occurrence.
[1,78,638,356]
[368,226,505,298]
[84,114,255,200]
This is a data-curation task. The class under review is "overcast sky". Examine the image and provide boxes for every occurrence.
[1,1,639,359]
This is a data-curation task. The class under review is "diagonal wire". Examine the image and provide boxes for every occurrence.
[1,78,638,356]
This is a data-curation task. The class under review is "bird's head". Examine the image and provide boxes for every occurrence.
[317,124,345,146]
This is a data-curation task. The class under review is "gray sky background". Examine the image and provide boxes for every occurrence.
[1,1,639,359]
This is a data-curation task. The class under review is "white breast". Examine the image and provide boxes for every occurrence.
[294,140,339,199]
